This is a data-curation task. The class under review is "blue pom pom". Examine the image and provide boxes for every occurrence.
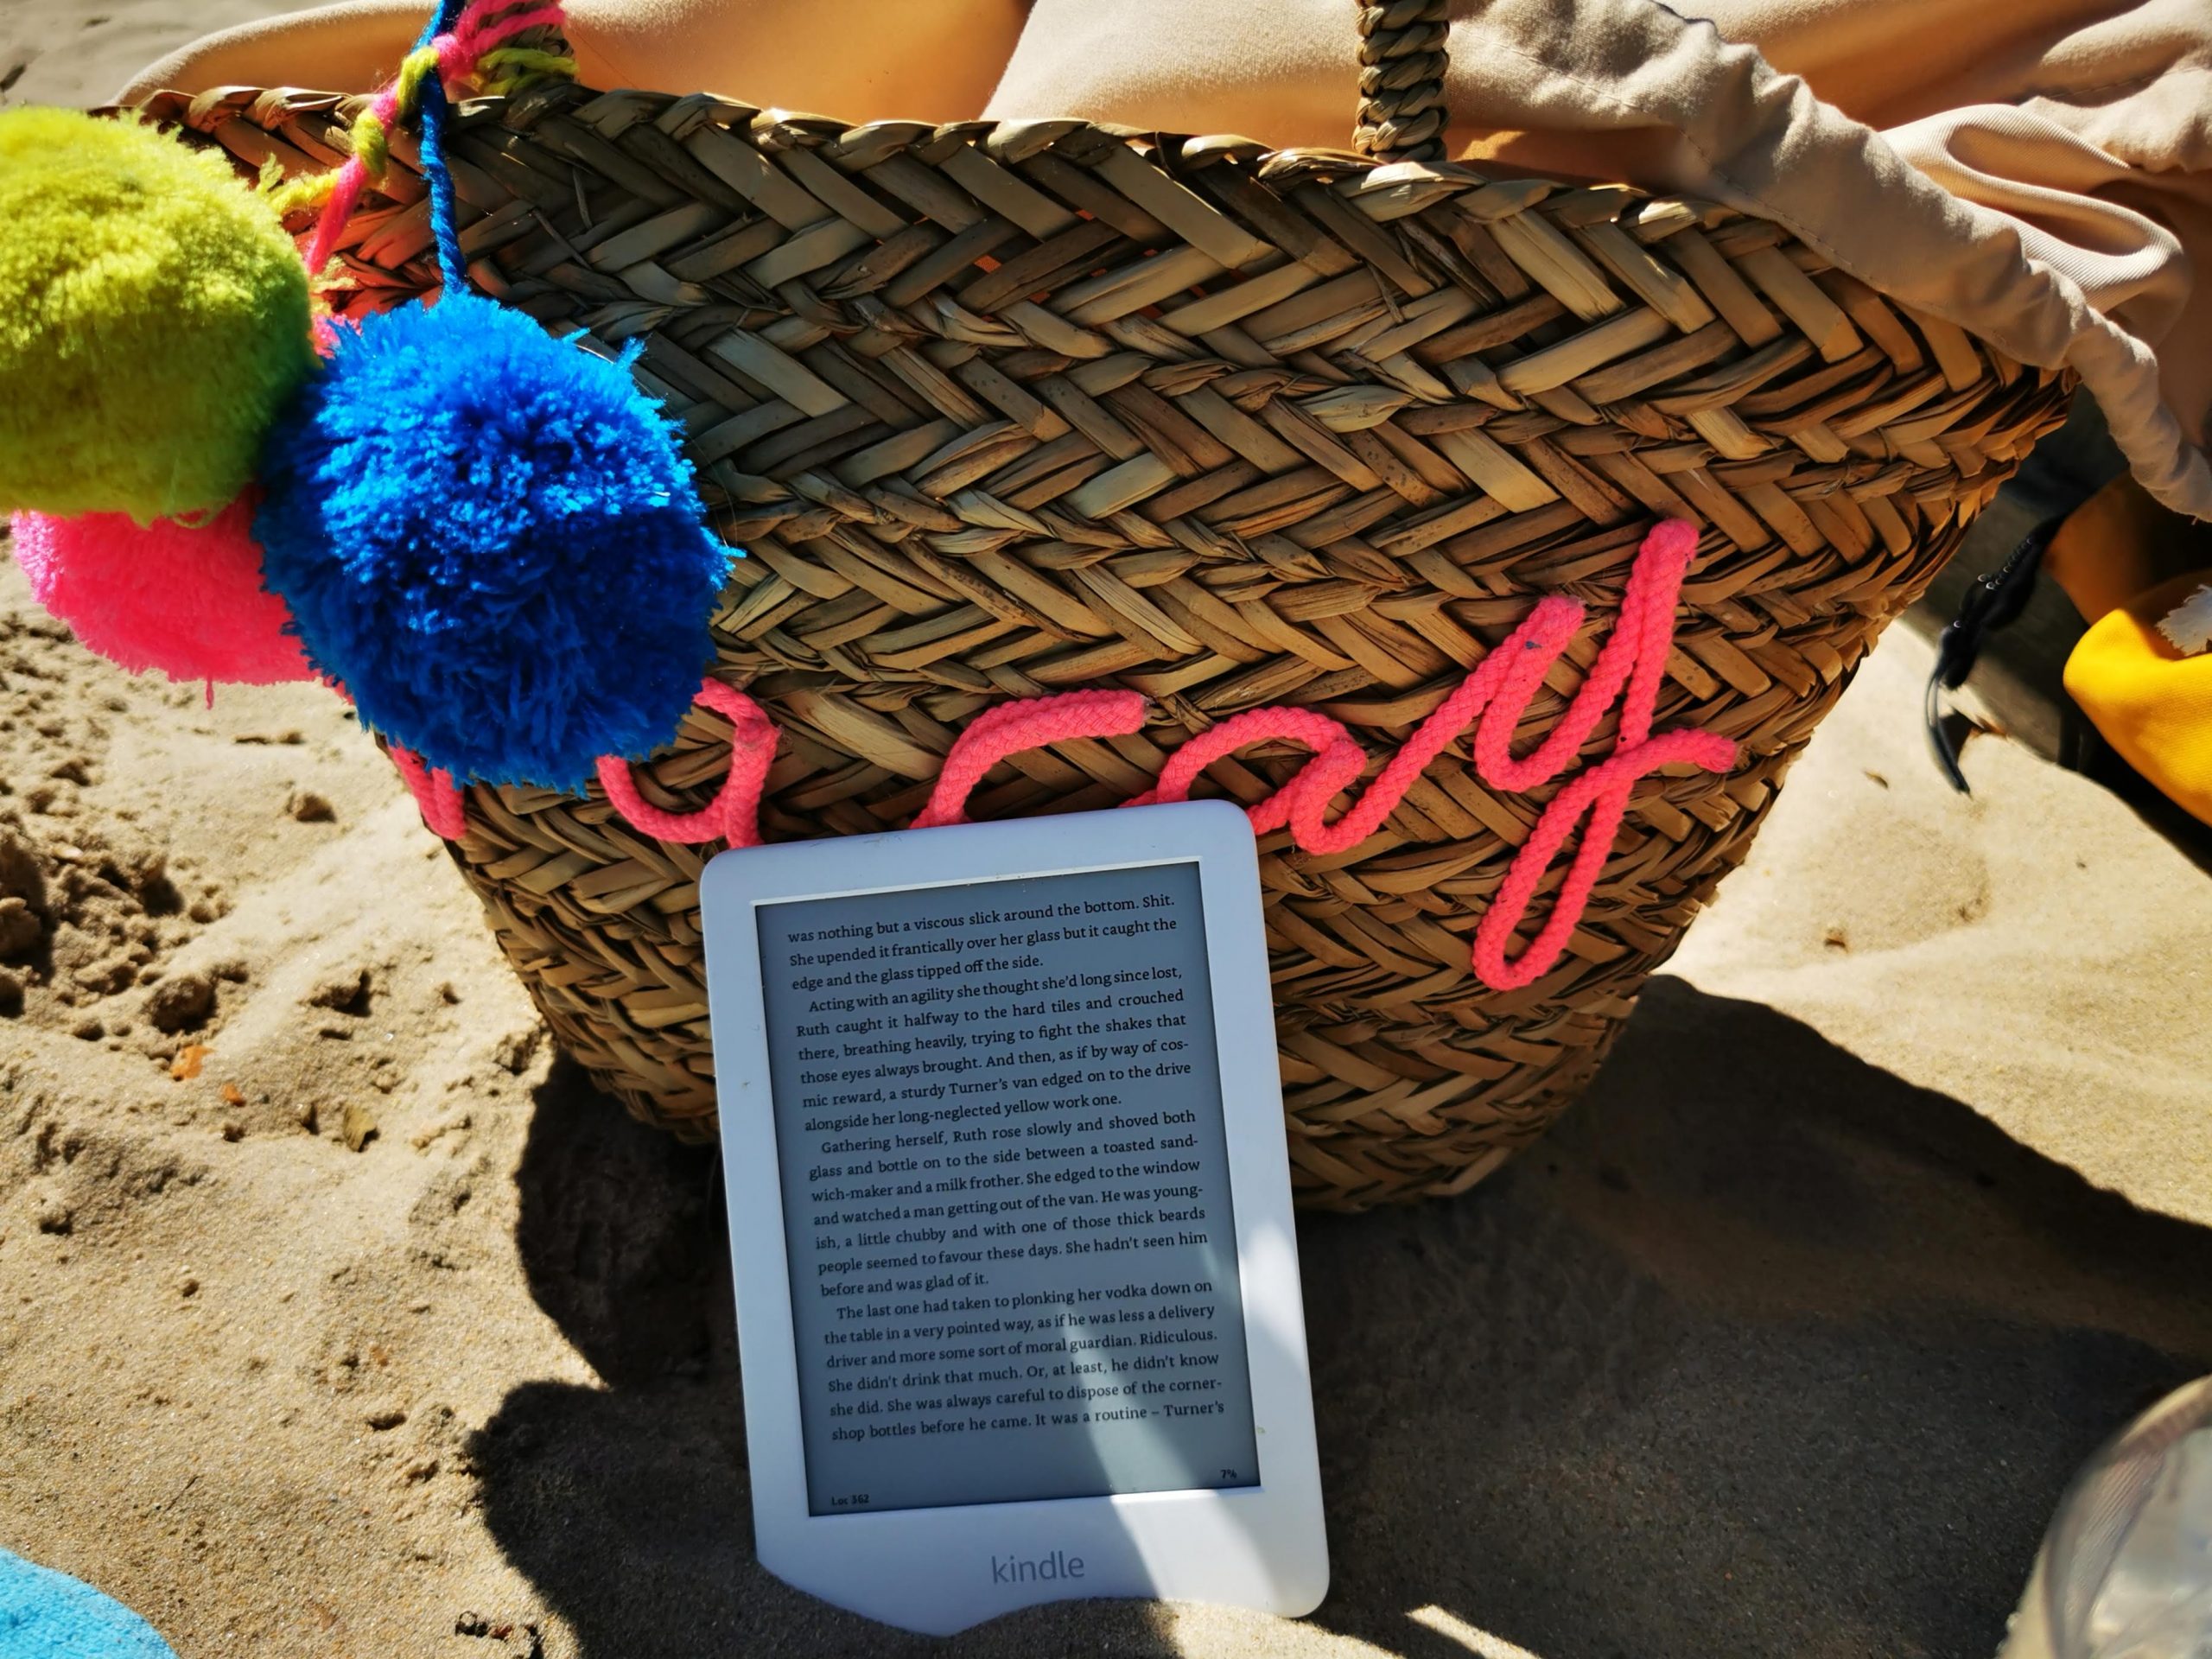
[255,294,734,790]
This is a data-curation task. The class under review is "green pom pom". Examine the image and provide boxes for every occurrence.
[0,109,315,524]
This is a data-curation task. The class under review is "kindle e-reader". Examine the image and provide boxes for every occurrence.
[699,801,1327,1636]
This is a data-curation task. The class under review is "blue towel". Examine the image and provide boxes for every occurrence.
[0,1549,176,1659]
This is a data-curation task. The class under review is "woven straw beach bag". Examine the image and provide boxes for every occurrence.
[137,0,2070,1209]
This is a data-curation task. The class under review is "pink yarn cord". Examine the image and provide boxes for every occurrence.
[1469,727,1733,990]
[453,2,562,57]
[596,679,779,847]
[1474,521,1690,790]
[304,159,373,276]
[1116,518,1735,992]
[1466,519,1738,988]
[395,520,1728,1001]
[1122,705,1362,836]
[302,0,566,276]
[912,691,1148,830]
[390,745,467,841]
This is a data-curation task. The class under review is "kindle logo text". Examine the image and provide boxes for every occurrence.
[991,1548,1085,1585]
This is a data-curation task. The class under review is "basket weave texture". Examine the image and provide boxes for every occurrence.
[139,9,2071,1208]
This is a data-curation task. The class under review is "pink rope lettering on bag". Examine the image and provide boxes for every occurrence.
[1468,520,1736,988]
[1123,704,1362,832]
[389,744,467,841]
[597,678,779,847]
[1120,518,1737,990]
[911,690,1149,830]
[391,518,1732,994]
[1469,725,1732,989]
[1274,607,1574,854]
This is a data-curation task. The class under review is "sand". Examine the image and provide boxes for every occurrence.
[4,6,2212,1655]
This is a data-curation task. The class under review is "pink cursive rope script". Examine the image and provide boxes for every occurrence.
[912,690,1150,830]
[595,678,779,847]
[912,518,1737,992]
[389,744,467,841]
[399,520,1735,997]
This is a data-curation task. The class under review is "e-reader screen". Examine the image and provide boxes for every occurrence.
[756,859,1262,1516]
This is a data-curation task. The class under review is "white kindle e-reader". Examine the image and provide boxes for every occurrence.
[699,801,1327,1636]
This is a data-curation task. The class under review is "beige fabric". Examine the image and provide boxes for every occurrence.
[127,0,2212,519]
[118,0,1028,124]
[993,0,2212,520]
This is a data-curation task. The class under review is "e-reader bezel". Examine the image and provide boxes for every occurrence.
[700,801,1326,1637]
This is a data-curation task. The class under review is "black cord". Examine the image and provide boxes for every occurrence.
[1923,516,2063,794]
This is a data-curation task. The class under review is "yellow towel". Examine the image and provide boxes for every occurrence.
[2047,476,2212,826]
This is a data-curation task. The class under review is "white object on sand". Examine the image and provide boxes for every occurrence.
[2002,1376,2212,1658]
[2155,586,2212,657]
[699,801,1327,1636]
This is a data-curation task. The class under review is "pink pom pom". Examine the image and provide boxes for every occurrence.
[10,499,312,686]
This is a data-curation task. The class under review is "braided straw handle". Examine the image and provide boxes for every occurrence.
[1354,0,1452,162]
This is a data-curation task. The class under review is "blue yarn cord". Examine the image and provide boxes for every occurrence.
[418,76,469,293]
[417,0,472,295]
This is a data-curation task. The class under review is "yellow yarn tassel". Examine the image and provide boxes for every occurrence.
[342,43,442,184]
[263,170,340,218]
[392,44,445,122]
[252,152,333,219]
[312,19,569,262]
[476,47,577,96]
[348,108,390,180]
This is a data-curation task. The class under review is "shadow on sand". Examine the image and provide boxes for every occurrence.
[470,977,2212,1658]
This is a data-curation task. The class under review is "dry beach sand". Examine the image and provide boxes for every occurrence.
[4,5,2212,1656]
[21,556,2212,1659]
